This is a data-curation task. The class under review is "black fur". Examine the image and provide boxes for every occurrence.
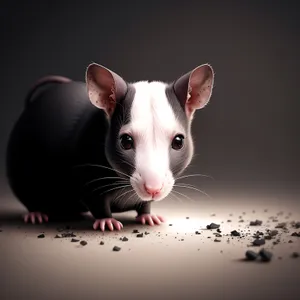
[6,80,150,219]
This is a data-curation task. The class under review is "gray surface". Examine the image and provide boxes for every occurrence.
[1,187,300,300]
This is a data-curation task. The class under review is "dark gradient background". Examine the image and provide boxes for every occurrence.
[1,0,299,191]
[0,1,300,300]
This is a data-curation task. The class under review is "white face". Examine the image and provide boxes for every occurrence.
[120,81,185,201]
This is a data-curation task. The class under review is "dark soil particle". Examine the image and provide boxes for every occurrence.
[214,233,222,237]
[55,232,76,238]
[291,232,300,237]
[245,250,259,260]
[214,239,221,242]
[137,233,144,238]
[250,220,263,226]
[80,240,87,246]
[206,223,220,229]
[113,246,121,251]
[100,241,105,245]
[253,238,266,246]
[291,252,299,258]
[275,223,287,229]
[37,234,45,238]
[259,249,273,262]
[231,230,240,237]
[71,238,79,242]
[133,229,139,233]
[269,230,279,236]
[121,237,129,241]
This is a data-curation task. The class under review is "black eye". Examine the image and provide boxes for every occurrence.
[171,134,184,150]
[120,134,134,150]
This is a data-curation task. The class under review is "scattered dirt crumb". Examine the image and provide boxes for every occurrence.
[275,223,287,229]
[206,223,220,229]
[245,250,258,260]
[291,232,300,237]
[231,230,240,237]
[253,238,266,246]
[259,249,273,262]
[250,220,263,226]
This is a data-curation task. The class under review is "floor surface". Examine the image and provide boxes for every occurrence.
[0,184,300,300]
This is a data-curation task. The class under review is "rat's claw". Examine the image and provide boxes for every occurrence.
[24,212,49,224]
[93,218,123,231]
[136,214,165,226]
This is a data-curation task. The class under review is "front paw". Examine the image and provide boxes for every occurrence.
[24,212,49,224]
[93,218,123,231]
[136,214,165,226]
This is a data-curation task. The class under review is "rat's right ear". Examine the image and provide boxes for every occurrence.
[85,63,127,117]
[173,64,214,120]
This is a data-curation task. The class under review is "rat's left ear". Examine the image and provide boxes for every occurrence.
[85,63,127,117]
[173,64,214,119]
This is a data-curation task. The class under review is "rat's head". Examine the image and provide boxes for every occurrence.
[86,63,214,202]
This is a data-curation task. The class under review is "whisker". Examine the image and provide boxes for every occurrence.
[172,189,195,203]
[126,191,138,202]
[121,190,138,209]
[170,191,183,204]
[175,173,214,181]
[73,163,131,179]
[173,184,212,199]
[114,188,136,201]
[86,181,129,191]
[118,158,136,170]
[94,184,131,195]
[84,177,129,187]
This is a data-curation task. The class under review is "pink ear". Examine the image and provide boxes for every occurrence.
[174,64,214,119]
[85,63,127,117]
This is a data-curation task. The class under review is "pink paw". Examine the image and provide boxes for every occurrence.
[136,214,165,226]
[24,212,49,224]
[93,218,123,231]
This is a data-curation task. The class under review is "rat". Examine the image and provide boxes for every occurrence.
[6,62,214,231]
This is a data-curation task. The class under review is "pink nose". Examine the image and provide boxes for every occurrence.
[144,184,163,196]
